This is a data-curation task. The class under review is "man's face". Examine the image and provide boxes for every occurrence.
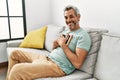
[64,9,80,31]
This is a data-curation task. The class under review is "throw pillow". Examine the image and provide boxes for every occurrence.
[19,26,47,49]
[94,33,120,80]
[45,24,65,52]
[79,27,108,74]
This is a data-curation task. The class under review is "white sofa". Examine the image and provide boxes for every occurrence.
[7,24,120,80]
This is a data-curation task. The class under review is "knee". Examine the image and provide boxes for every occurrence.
[10,63,24,74]
[9,50,20,59]
[8,63,32,80]
[8,64,25,79]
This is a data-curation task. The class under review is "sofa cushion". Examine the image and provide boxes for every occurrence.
[19,26,47,49]
[79,27,108,74]
[35,70,92,80]
[86,78,97,80]
[45,24,65,52]
[94,33,120,80]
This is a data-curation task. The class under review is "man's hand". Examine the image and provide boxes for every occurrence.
[52,40,59,50]
[57,35,67,47]
[52,35,68,50]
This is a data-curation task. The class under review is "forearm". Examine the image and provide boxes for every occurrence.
[62,44,76,59]
[61,44,82,69]
[52,40,59,50]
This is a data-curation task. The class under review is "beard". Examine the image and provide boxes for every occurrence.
[66,21,78,30]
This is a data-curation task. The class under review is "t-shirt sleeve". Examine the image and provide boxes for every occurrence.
[76,33,91,52]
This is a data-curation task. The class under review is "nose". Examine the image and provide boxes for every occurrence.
[66,17,72,23]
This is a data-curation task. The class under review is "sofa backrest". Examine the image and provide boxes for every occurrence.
[94,33,120,80]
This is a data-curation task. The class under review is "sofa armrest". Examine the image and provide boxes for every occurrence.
[7,39,23,47]
[86,78,98,80]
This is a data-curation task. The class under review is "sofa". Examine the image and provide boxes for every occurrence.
[7,24,120,80]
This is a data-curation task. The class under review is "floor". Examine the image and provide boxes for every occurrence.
[0,63,8,80]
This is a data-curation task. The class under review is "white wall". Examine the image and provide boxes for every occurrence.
[52,0,120,34]
[25,0,52,32]
[25,0,120,34]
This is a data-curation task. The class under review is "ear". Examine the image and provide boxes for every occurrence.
[77,14,80,21]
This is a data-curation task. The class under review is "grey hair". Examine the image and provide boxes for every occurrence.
[64,5,80,16]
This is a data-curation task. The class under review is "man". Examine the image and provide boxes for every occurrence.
[6,5,91,80]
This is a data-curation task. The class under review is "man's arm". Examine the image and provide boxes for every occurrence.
[62,45,87,69]
[57,36,88,69]
[52,40,59,50]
